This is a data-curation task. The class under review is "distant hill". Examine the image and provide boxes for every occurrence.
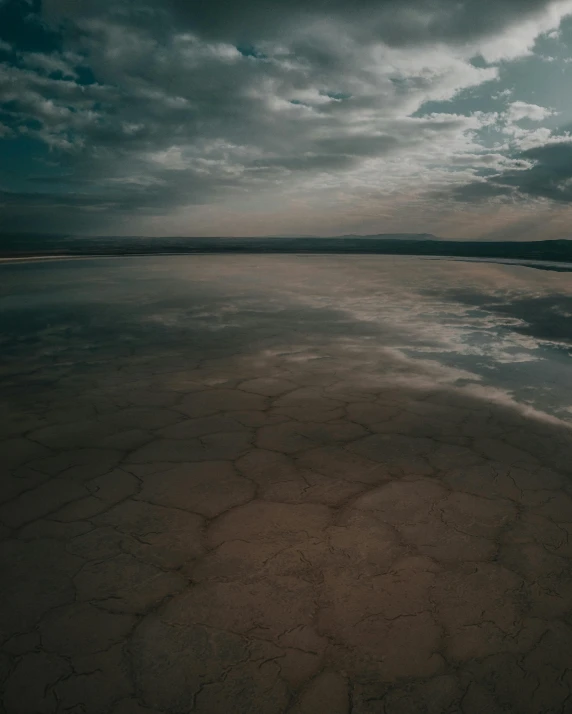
[2,233,572,263]
[336,233,439,241]
[256,233,439,240]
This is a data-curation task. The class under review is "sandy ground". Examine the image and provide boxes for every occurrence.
[1,345,572,714]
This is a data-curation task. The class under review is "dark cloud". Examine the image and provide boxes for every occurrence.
[452,141,572,203]
[44,0,562,48]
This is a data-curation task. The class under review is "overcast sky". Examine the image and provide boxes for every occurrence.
[2,0,572,238]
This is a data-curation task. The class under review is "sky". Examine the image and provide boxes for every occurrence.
[2,0,572,238]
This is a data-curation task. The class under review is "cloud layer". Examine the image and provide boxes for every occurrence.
[1,0,572,235]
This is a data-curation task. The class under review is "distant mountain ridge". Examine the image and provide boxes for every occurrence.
[254,233,440,240]
[2,233,572,263]
[336,233,439,241]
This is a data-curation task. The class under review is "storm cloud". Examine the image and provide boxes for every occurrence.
[1,0,572,236]
[453,140,572,203]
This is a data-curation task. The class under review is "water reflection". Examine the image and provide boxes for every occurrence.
[1,254,571,423]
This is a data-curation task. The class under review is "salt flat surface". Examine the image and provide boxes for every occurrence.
[1,255,572,713]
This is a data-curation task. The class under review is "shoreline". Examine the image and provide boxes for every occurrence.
[2,252,572,273]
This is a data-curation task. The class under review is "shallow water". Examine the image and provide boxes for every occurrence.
[2,254,572,422]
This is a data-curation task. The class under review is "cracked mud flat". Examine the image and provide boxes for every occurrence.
[2,255,572,713]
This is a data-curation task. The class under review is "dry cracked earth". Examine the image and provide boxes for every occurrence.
[2,343,572,713]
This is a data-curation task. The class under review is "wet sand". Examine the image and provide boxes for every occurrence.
[1,256,572,713]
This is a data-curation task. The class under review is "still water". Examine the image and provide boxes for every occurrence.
[2,254,571,424]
